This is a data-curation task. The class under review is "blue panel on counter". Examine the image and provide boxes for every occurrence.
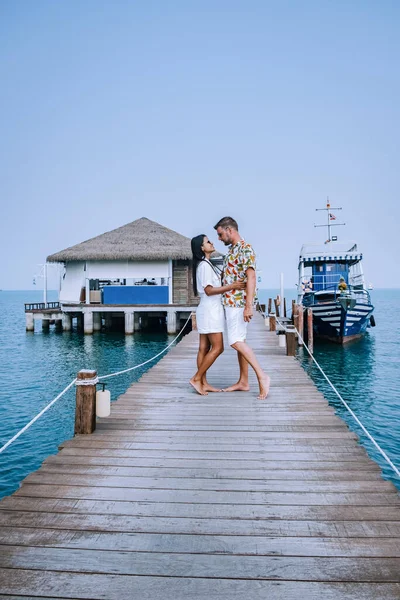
[103,286,169,305]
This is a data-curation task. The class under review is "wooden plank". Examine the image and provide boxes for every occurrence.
[21,472,396,493]
[1,546,400,582]
[1,510,400,537]
[13,485,400,505]
[2,498,399,522]
[0,528,400,557]
[0,570,399,600]
[36,464,384,481]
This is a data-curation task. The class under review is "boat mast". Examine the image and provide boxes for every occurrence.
[315,197,345,242]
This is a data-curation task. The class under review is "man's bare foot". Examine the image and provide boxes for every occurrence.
[257,375,271,400]
[222,382,250,392]
[202,382,222,393]
[189,378,208,396]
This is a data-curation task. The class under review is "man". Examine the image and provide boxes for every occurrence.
[214,216,270,400]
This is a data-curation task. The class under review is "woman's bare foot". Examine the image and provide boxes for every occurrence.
[201,381,222,392]
[190,378,208,396]
[257,375,271,400]
[222,382,250,392]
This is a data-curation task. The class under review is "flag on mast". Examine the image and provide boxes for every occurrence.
[329,213,336,220]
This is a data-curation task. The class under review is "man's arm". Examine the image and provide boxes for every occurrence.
[244,267,256,322]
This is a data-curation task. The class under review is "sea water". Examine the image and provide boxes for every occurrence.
[0,289,399,499]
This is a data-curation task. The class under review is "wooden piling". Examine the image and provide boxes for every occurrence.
[293,303,299,331]
[191,312,197,331]
[285,325,297,356]
[269,313,276,332]
[74,370,97,435]
[283,297,287,318]
[307,308,314,354]
[267,298,272,314]
[298,305,304,346]
[274,297,280,318]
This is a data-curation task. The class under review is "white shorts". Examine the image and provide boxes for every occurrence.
[225,307,248,346]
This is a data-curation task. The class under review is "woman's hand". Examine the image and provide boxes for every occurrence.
[231,281,246,290]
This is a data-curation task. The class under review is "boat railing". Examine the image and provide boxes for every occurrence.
[300,280,371,304]
[25,302,61,312]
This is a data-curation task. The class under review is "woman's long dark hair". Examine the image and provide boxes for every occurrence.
[191,234,206,296]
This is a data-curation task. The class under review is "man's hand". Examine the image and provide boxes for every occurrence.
[244,305,253,322]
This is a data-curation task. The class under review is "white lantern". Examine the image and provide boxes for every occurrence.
[96,383,111,417]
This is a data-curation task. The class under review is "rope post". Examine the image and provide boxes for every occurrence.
[274,297,280,318]
[268,298,272,314]
[75,370,98,434]
[298,306,304,346]
[269,313,276,332]
[191,311,197,331]
[307,308,314,354]
[285,325,297,356]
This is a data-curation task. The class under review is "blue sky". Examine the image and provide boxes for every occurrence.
[1,0,399,290]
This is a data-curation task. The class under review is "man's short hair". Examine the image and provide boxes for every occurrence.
[214,216,238,231]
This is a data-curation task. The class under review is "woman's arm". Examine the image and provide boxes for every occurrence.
[204,282,245,297]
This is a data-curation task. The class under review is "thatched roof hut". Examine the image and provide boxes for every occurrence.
[47,217,194,262]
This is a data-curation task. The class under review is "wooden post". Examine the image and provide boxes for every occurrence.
[259,303,266,315]
[284,297,287,318]
[307,308,314,354]
[75,370,97,434]
[285,325,297,356]
[274,298,280,318]
[268,298,272,314]
[269,313,276,332]
[293,303,299,331]
[298,306,304,346]
[191,312,197,331]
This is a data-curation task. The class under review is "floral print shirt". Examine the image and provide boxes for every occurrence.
[222,239,257,308]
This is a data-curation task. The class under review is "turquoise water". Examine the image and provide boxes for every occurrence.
[259,288,400,490]
[0,289,399,499]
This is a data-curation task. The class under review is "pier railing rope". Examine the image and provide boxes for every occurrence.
[259,306,400,479]
[0,313,193,455]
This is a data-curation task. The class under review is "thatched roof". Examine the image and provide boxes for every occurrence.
[47,217,221,262]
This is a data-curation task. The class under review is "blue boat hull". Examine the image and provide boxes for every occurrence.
[304,301,374,344]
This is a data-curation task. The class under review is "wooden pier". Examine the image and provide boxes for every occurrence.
[1,315,400,598]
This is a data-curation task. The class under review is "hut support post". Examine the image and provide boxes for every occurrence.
[167,310,177,334]
[93,312,102,332]
[75,370,97,435]
[134,312,140,332]
[62,313,72,331]
[26,313,34,332]
[124,310,135,335]
[42,319,50,331]
[83,310,93,335]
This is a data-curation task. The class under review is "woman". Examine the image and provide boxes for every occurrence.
[189,234,245,396]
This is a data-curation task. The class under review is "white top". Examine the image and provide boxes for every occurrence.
[196,260,221,295]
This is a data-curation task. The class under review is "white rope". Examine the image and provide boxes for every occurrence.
[98,312,193,380]
[0,313,193,454]
[259,307,400,479]
[75,376,99,386]
[0,379,77,455]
